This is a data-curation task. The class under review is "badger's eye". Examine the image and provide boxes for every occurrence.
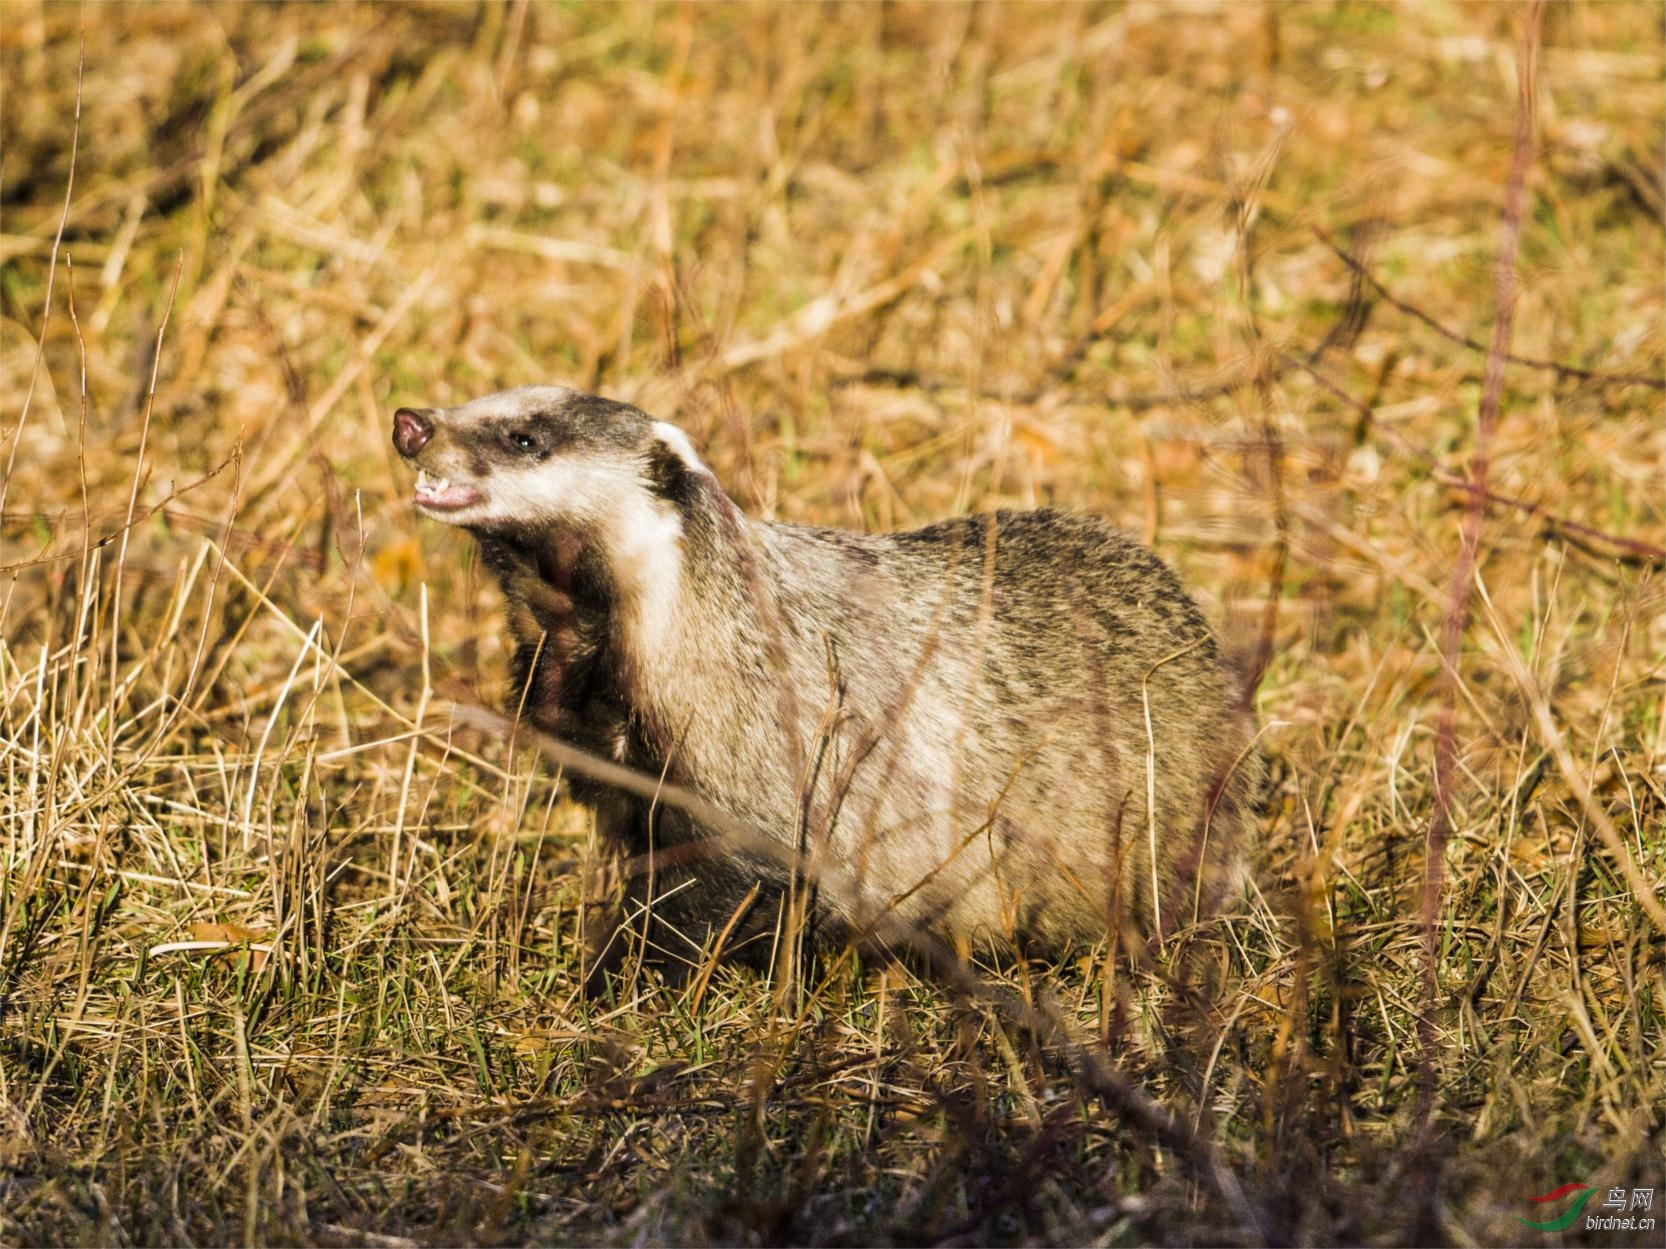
[509,431,536,451]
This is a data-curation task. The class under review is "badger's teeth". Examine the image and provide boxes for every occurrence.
[415,470,455,498]
[414,468,478,511]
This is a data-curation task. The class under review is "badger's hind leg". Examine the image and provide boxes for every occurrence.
[1194,715,1266,923]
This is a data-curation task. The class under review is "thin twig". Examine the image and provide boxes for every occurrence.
[1284,353,1666,566]
[1314,226,1662,391]
[0,456,241,574]
[1433,474,1666,566]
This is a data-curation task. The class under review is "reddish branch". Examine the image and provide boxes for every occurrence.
[1418,0,1545,1134]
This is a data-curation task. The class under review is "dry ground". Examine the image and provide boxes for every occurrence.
[2,2,1663,1245]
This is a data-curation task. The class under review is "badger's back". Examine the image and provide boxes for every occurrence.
[735,510,1259,948]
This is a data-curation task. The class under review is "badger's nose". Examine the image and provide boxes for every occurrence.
[393,407,434,457]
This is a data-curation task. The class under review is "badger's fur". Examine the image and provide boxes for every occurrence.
[393,386,1261,970]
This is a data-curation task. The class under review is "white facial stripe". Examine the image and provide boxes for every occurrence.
[607,485,686,662]
[416,454,632,528]
[653,421,713,477]
[444,385,578,428]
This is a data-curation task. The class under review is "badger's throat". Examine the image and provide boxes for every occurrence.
[497,487,699,746]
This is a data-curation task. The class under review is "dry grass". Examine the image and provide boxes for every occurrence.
[2,2,1663,1245]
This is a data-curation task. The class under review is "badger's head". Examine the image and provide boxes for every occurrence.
[391,386,711,536]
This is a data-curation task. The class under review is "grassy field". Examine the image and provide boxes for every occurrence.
[2,1,1663,1244]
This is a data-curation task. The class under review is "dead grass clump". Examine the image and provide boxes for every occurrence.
[2,1,1663,1245]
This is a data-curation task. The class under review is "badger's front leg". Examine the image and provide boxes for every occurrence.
[581,799,798,988]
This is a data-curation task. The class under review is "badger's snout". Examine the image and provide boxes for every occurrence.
[393,407,484,515]
[393,407,434,457]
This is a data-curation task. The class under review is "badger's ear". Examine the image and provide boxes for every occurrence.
[651,421,712,477]
[645,422,711,510]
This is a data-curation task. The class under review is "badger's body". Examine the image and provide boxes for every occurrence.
[394,387,1260,968]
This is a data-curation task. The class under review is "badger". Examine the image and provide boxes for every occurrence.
[393,386,1261,973]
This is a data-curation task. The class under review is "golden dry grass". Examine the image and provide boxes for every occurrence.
[2,1,1663,1245]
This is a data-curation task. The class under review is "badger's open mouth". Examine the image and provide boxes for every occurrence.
[413,468,483,512]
